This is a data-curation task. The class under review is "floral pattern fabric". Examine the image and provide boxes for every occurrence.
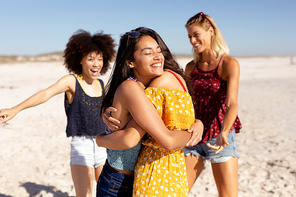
[191,64,242,143]
[133,87,195,197]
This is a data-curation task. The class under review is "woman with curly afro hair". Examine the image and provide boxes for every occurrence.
[0,29,116,197]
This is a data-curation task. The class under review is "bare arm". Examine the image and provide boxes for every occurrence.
[97,71,200,151]
[207,56,240,153]
[0,75,74,124]
[96,119,145,150]
[221,57,240,134]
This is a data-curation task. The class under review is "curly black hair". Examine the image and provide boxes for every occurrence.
[63,29,116,75]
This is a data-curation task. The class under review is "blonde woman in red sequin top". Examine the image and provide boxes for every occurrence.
[183,12,242,197]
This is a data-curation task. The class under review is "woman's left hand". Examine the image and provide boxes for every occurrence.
[186,119,204,147]
[207,131,229,154]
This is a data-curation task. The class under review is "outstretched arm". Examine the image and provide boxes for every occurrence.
[0,75,74,124]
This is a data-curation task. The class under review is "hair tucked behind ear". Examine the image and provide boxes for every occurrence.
[186,13,229,62]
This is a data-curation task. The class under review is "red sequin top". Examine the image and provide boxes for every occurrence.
[191,57,242,143]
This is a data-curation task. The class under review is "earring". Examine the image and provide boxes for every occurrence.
[129,62,134,68]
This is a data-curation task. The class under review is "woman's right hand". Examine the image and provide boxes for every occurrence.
[0,108,17,125]
[103,107,121,130]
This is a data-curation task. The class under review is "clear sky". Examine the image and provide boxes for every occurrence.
[1,0,295,57]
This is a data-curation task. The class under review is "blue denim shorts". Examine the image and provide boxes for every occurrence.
[70,135,107,168]
[183,130,239,163]
[96,161,134,197]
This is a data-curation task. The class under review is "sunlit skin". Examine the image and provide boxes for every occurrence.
[0,51,105,197]
[96,34,204,160]
[100,36,204,148]
[184,21,240,197]
[187,23,213,56]
[81,52,104,80]
[128,35,165,88]
[74,52,104,99]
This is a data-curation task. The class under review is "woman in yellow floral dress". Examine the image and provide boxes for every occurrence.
[133,70,195,196]
[97,27,203,196]
[101,70,197,196]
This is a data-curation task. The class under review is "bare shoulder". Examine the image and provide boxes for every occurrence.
[223,55,239,69]
[114,79,148,111]
[221,55,240,79]
[149,70,187,91]
[116,80,144,96]
[185,60,196,75]
[60,74,76,86]
[56,74,76,94]
[186,60,196,68]
[62,74,76,81]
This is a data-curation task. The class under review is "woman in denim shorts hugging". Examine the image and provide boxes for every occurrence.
[183,12,242,197]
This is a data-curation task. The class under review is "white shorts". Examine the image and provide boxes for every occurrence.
[70,135,107,168]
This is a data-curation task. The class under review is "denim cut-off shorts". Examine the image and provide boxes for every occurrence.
[70,135,107,168]
[96,160,134,197]
[183,130,239,163]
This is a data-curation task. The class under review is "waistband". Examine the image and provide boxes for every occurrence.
[73,135,96,139]
[103,160,134,179]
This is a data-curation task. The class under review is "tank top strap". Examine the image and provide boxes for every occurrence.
[96,79,103,87]
[166,70,187,92]
[71,74,80,89]
[96,79,104,97]
[71,73,78,80]
[217,54,224,69]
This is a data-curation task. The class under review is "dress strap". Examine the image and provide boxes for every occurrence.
[166,70,187,92]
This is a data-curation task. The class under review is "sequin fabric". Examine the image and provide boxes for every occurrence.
[191,63,242,143]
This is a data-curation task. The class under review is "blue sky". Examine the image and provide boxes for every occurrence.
[0,0,295,57]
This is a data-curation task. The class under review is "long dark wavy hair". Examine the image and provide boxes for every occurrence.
[101,27,192,114]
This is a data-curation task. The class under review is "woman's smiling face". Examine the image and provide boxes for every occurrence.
[187,23,213,54]
[130,35,164,84]
[80,51,103,81]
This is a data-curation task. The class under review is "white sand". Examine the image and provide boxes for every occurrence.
[0,56,296,196]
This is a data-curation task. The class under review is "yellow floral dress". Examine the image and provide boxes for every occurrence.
[133,87,195,197]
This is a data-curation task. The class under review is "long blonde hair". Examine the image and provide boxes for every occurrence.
[185,12,229,62]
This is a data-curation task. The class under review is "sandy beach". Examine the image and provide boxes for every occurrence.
[0,56,296,197]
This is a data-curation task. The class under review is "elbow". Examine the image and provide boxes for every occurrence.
[157,136,182,150]
[161,141,177,151]
[165,145,175,151]
[95,135,104,147]
[123,139,141,149]
[226,102,238,111]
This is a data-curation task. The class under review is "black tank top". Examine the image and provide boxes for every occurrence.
[64,74,106,137]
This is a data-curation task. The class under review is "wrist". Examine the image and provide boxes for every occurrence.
[220,130,229,135]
